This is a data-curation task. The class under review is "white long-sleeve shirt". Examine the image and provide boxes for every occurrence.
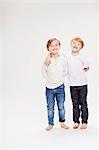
[66,52,89,86]
[42,55,67,89]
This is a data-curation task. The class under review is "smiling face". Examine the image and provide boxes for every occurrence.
[47,39,60,55]
[70,39,83,53]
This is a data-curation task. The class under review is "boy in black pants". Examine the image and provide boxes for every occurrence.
[67,37,89,129]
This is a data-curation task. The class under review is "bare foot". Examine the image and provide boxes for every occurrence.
[80,123,87,129]
[73,123,79,129]
[60,122,69,129]
[45,125,53,131]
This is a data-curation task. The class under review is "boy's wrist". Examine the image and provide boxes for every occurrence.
[83,66,89,72]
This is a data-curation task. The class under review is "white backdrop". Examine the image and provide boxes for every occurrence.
[0,0,98,149]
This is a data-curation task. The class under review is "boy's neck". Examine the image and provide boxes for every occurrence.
[50,53,60,59]
[71,51,79,56]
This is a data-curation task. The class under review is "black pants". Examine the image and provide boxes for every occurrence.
[70,85,88,124]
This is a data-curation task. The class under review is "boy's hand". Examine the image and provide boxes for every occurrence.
[44,54,51,65]
[83,66,89,72]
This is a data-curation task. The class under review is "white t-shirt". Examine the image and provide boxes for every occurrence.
[66,52,89,86]
[42,55,67,89]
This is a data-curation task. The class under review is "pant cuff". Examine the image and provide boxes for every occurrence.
[59,119,65,122]
[82,121,88,124]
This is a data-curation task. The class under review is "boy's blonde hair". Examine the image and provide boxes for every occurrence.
[71,37,84,48]
[46,38,61,50]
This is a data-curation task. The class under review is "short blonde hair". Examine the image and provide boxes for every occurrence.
[71,37,84,48]
[46,38,61,50]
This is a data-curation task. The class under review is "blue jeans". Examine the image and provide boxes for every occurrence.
[45,84,65,126]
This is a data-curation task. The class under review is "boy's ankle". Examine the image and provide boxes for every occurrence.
[73,122,79,129]
[80,123,87,129]
[60,122,69,129]
[45,125,53,131]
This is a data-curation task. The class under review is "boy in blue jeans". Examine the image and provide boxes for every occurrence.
[42,38,69,131]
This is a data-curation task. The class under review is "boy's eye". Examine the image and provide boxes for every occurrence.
[73,42,76,44]
[50,44,58,47]
[77,43,80,46]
